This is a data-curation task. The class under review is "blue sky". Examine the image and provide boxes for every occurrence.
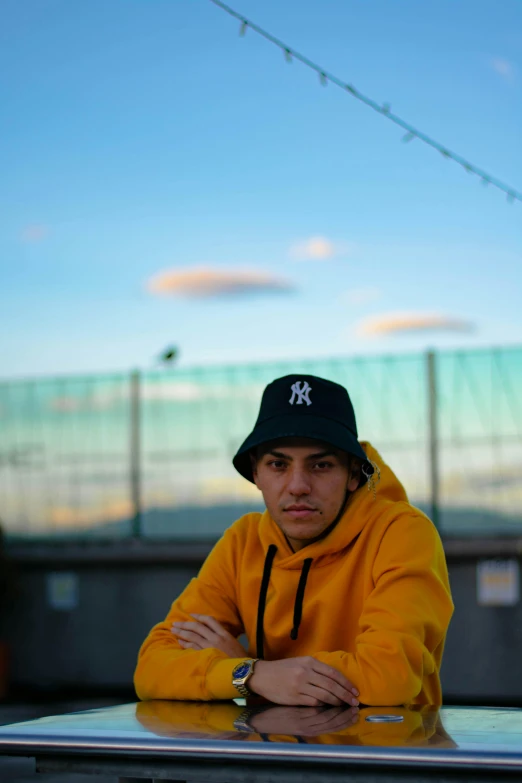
[1,0,521,379]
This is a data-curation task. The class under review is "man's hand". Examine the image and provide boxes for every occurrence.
[171,614,247,658]
[248,705,359,737]
[249,657,359,707]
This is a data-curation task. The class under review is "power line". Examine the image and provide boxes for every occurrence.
[208,0,521,205]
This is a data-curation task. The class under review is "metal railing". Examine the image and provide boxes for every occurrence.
[1,346,521,540]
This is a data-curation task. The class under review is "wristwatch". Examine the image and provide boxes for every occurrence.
[233,707,257,733]
[232,658,259,697]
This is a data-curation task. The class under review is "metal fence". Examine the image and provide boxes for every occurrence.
[1,346,521,540]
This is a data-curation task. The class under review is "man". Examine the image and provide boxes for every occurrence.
[135,375,453,706]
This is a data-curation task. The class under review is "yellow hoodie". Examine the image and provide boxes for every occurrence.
[135,443,453,706]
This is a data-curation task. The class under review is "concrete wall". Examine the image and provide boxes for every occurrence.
[441,548,522,701]
[3,538,522,703]
[2,542,211,693]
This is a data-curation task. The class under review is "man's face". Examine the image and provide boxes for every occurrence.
[252,437,360,551]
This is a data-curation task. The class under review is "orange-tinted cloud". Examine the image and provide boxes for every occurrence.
[289,236,354,261]
[21,224,49,243]
[289,236,336,261]
[147,266,295,298]
[357,312,476,337]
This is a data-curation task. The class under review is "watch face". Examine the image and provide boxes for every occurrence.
[233,662,251,679]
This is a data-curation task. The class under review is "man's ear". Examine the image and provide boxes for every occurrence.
[347,458,361,493]
[250,452,261,489]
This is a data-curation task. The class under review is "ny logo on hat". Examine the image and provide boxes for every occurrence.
[289,381,312,406]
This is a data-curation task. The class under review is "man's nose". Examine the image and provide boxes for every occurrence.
[287,467,312,496]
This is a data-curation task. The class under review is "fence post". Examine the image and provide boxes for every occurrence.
[130,369,142,538]
[426,350,440,530]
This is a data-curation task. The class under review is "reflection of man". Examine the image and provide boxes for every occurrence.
[243,705,360,739]
[134,700,359,741]
[135,375,453,706]
[135,701,456,748]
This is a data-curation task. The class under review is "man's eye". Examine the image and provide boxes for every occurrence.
[268,460,286,469]
[314,461,333,470]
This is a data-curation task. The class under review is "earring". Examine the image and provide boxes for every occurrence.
[362,459,381,500]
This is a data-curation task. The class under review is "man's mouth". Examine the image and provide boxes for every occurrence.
[283,504,317,519]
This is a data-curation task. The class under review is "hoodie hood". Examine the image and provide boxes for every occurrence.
[258,441,410,569]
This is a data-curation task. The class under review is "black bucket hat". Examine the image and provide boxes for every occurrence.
[233,374,374,484]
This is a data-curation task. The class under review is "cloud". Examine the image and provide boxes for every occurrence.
[356,312,476,337]
[21,224,49,243]
[146,266,295,298]
[339,287,382,306]
[491,58,515,80]
[289,236,352,261]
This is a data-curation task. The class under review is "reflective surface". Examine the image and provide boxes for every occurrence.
[0,701,522,770]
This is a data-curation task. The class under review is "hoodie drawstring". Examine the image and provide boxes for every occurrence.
[290,557,313,640]
[256,545,314,658]
[256,544,277,659]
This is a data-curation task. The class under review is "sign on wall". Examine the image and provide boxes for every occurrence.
[46,572,79,611]
[477,559,520,606]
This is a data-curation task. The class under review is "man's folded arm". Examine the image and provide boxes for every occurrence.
[313,513,454,706]
[134,526,246,701]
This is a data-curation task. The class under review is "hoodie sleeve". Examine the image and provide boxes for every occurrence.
[134,522,248,701]
[313,512,453,706]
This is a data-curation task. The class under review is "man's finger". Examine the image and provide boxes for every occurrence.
[318,709,359,734]
[178,639,204,650]
[311,659,355,689]
[311,660,359,696]
[304,706,344,728]
[173,628,214,646]
[309,671,358,706]
[292,707,327,720]
[191,614,229,639]
[302,708,357,735]
[172,620,211,635]
[171,621,218,643]
[302,684,343,707]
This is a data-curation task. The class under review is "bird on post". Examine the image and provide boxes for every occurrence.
[160,346,179,365]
